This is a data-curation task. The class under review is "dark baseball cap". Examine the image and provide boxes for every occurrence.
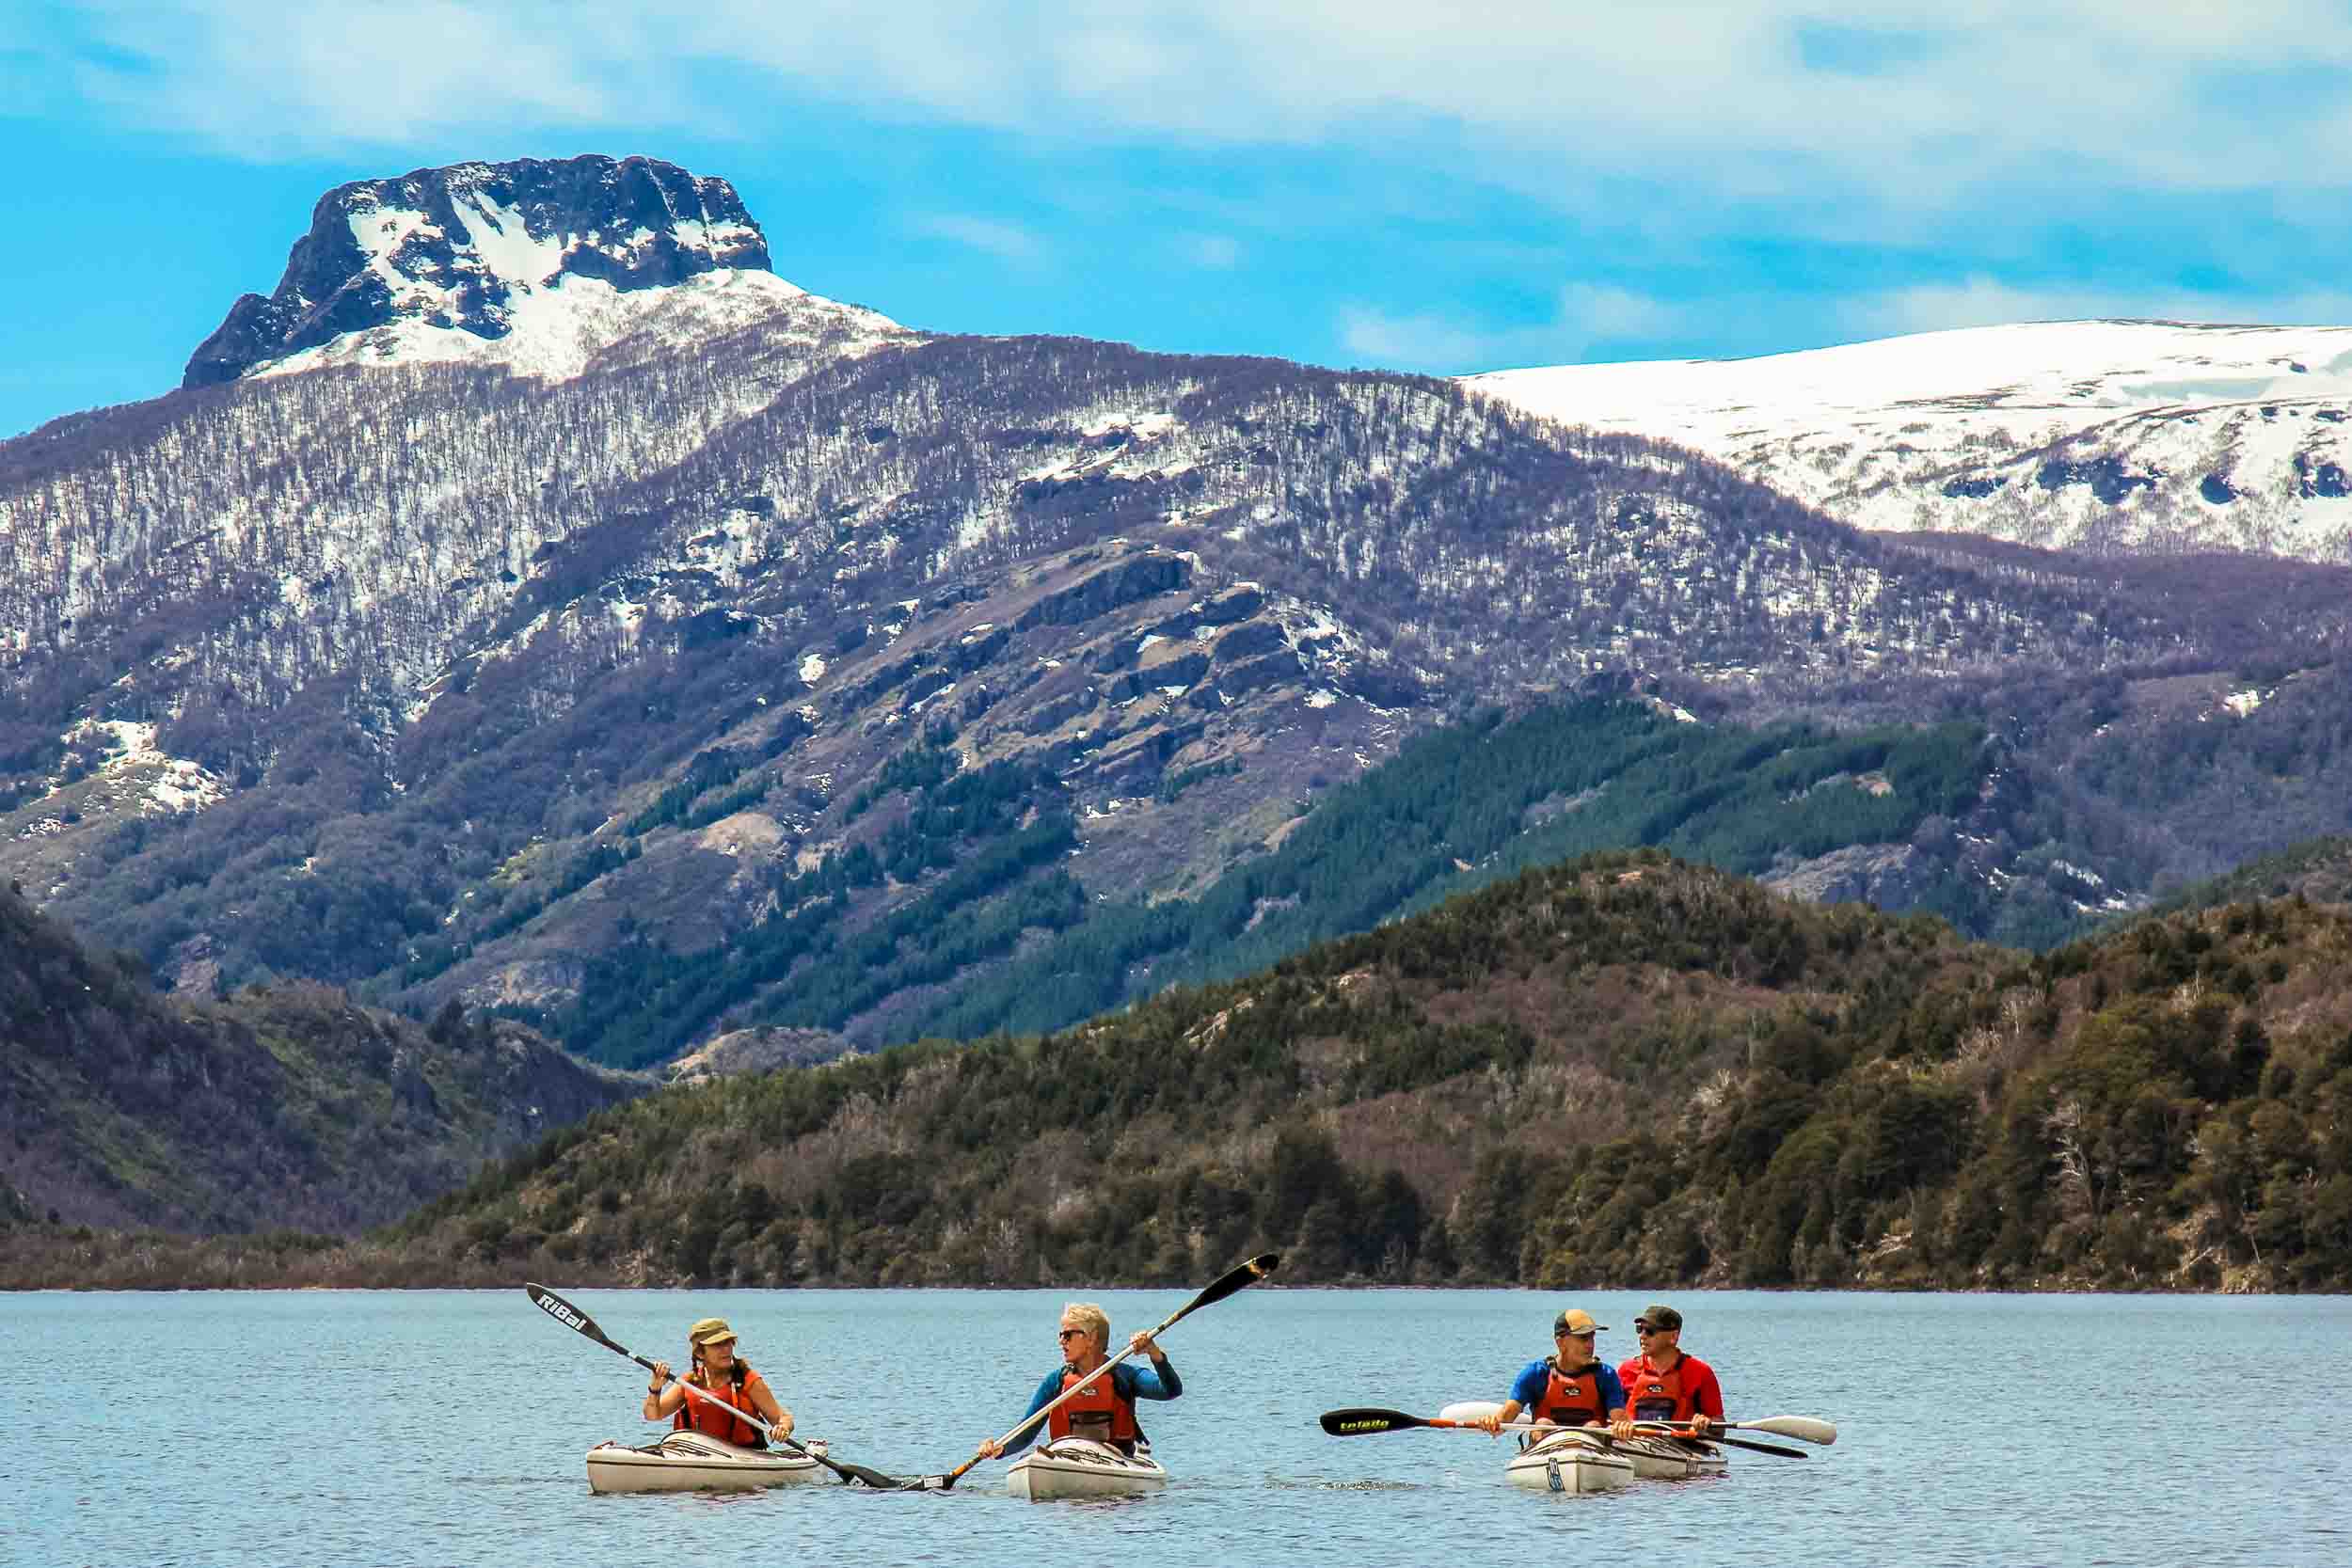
[1633,1304,1682,1331]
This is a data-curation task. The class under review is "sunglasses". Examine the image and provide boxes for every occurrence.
[1057,1328,1088,1340]
[1634,1323,1671,1335]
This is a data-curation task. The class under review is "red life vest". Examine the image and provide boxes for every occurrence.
[1617,1354,1691,1422]
[1616,1354,1715,1424]
[673,1368,769,1448]
[1534,1359,1607,1426]
[1048,1364,1139,1444]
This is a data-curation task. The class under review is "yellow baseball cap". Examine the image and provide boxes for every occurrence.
[1551,1307,1609,1336]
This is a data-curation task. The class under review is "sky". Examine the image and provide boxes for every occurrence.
[8,1,2352,439]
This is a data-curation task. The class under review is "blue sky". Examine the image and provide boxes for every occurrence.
[8,1,2352,439]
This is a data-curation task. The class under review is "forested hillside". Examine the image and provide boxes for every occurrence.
[19,848,2343,1291]
[500,698,1993,1066]
[0,883,641,1233]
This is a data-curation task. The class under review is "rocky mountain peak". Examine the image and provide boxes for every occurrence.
[183,154,779,388]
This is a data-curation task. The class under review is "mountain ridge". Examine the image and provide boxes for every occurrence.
[1469,320,2352,563]
[6,162,2352,1074]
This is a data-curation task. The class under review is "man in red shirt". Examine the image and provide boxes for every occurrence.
[1613,1303,1723,1438]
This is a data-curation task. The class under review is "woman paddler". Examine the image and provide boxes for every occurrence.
[974,1302,1182,1462]
[644,1316,793,1448]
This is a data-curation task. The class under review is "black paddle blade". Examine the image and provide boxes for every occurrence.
[1175,1252,1280,1323]
[525,1281,620,1352]
[1319,1407,1428,1436]
[832,1460,908,1488]
[1708,1433,1807,1459]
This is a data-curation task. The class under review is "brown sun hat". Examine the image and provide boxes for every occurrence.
[688,1317,739,1347]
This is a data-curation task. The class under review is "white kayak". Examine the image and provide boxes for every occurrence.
[1613,1431,1727,1481]
[1438,1401,1721,1486]
[1502,1429,1636,1494]
[586,1432,835,1494]
[1006,1437,1169,1501]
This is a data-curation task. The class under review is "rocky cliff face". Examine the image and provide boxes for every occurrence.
[183,154,789,387]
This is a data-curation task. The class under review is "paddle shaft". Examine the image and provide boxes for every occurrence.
[941,1328,1166,1485]
[926,1252,1279,1490]
[1634,1422,1806,1459]
[1425,1399,1835,1447]
[1322,1407,1801,1458]
[525,1282,900,1487]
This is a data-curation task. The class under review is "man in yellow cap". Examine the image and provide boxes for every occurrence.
[1471,1307,1629,1435]
[644,1316,793,1448]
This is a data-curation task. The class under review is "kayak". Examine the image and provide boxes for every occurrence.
[1613,1431,1727,1481]
[1502,1429,1636,1494]
[1005,1437,1169,1501]
[1436,1402,1718,1486]
[586,1432,836,1493]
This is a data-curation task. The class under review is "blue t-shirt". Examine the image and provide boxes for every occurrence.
[1000,1358,1184,1455]
[1508,1356,1628,1420]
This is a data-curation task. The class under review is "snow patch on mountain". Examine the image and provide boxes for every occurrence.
[1466,320,2352,562]
[186,153,909,388]
[262,268,896,385]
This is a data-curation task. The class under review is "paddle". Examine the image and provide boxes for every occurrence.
[1635,1422,1808,1460]
[1715,1414,1836,1445]
[1322,1407,1514,1435]
[904,1251,1281,1492]
[524,1281,906,1488]
[1428,1399,1836,1448]
[1320,1408,1812,1460]
[1321,1408,1635,1440]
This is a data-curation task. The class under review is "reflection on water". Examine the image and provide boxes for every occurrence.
[6,1288,2348,1566]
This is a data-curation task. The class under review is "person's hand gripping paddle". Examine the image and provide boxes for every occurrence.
[525,1281,906,1487]
[905,1253,1280,1491]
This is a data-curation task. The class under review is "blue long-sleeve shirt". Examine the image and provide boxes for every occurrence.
[1507,1357,1628,1420]
[1000,1357,1184,1455]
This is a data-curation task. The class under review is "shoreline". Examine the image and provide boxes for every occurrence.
[0,1227,2316,1296]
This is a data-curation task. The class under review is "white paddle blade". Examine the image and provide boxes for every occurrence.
[1744,1415,1837,1446]
[1438,1401,1504,1423]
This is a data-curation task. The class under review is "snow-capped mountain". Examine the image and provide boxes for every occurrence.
[7,157,2352,1058]
[183,153,899,386]
[1467,321,2352,562]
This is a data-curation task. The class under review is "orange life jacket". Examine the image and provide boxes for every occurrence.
[1617,1354,1695,1424]
[1048,1363,1139,1445]
[673,1368,769,1448]
[1534,1359,1607,1426]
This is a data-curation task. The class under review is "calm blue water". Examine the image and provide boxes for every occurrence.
[7,1288,2347,1567]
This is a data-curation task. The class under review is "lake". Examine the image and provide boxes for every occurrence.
[8,1287,2347,1566]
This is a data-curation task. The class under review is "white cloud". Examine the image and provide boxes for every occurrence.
[906,213,1047,265]
[1340,282,1685,372]
[60,2,612,150]
[1557,283,1682,343]
[1841,277,2352,340]
[1185,235,1243,270]
[54,1,2352,206]
[1338,307,1523,371]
